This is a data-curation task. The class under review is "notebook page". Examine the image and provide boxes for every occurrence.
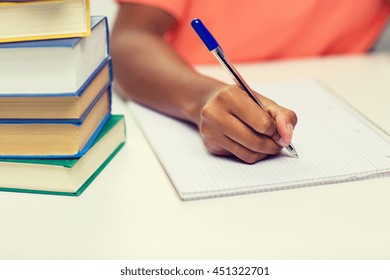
[128,79,390,200]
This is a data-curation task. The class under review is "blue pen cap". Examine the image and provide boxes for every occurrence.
[191,18,219,51]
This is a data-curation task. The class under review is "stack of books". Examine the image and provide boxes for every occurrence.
[0,0,126,196]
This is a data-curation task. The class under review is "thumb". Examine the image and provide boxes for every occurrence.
[255,93,298,147]
[276,119,294,147]
[268,105,297,147]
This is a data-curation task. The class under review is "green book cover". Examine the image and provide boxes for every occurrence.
[0,114,126,196]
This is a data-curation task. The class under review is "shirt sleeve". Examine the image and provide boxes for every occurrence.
[115,0,189,21]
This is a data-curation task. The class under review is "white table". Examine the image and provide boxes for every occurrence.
[1,53,389,259]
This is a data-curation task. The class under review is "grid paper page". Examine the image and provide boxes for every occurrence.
[128,79,390,200]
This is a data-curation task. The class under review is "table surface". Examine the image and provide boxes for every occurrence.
[1,53,390,260]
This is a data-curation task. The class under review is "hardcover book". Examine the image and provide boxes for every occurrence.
[0,88,112,158]
[0,16,109,95]
[0,60,112,120]
[0,0,91,43]
[0,115,126,196]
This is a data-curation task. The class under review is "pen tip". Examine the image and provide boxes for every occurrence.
[288,150,299,158]
[290,150,299,158]
[286,144,299,158]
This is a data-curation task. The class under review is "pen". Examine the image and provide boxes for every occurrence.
[191,18,298,158]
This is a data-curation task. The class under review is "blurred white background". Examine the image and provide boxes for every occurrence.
[90,0,118,29]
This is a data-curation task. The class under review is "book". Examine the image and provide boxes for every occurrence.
[0,88,111,158]
[0,16,109,95]
[0,0,91,43]
[0,115,126,196]
[128,79,390,200]
[0,59,112,120]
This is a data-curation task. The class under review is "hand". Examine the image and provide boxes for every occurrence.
[198,85,298,163]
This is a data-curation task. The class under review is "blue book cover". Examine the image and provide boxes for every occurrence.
[0,16,110,96]
[0,59,113,122]
[0,88,112,159]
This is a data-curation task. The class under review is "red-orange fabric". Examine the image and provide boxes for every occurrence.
[116,0,390,64]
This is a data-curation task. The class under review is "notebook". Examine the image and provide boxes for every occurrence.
[128,79,390,200]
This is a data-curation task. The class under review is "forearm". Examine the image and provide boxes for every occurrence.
[111,29,225,125]
[110,3,297,163]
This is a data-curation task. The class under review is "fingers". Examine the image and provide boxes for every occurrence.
[213,87,278,137]
[209,112,282,154]
[204,135,270,164]
[201,114,282,163]
[259,95,298,147]
[271,107,297,147]
[199,86,285,163]
[199,85,298,163]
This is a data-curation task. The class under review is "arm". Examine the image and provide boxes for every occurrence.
[111,3,219,123]
[111,3,297,163]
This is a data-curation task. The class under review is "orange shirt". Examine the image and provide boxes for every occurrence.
[116,0,390,64]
